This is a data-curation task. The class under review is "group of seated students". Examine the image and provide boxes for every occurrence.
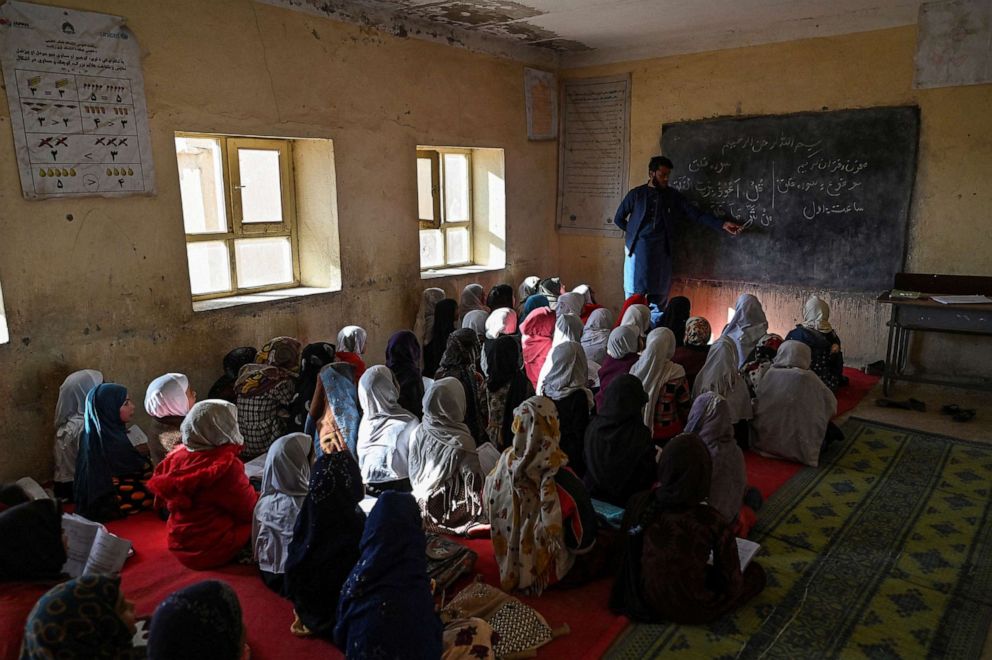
[2,275,848,658]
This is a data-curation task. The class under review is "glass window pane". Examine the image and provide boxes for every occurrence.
[175,137,227,234]
[238,149,283,224]
[445,227,470,264]
[443,153,470,223]
[419,229,443,269]
[234,237,294,288]
[186,241,231,295]
[417,157,435,221]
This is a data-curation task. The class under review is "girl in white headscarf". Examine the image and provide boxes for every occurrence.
[573,284,594,305]
[483,307,519,378]
[458,284,488,323]
[336,326,368,379]
[53,369,103,497]
[750,341,837,467]
[407,378,485,535]
[581,308,614,365]
[253,432,311,596]
[461,310,489,341]
[620,303,652,339]
[516,276,540,317]
[594,325,642,411]
[692,332,753,435]
[415,288,446,348]
[535,314,586,395]
[540,342,594,475]
[630,328,691,442]
[555,292,584,319]
[144,373,196,464]
[721,294,769,367]
[356,366,418,493]
[785,295,845,390]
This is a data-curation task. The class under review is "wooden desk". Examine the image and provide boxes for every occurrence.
[878,273,992,395]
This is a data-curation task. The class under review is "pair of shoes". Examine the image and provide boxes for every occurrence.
[942,404,976,422]
[864,360,885,376]
[876,398,926,411]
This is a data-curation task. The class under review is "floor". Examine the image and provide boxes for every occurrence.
[837,378,992,659]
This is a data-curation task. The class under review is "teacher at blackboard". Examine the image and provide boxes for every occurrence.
[613,155,742,326]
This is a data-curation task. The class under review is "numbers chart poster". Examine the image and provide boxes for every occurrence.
[0,1,155,199]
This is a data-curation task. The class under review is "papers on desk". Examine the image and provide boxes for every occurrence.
[931,295,992,304]
[708,538,761,571]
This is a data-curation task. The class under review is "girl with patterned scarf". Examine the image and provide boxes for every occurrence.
[235,336,301,461]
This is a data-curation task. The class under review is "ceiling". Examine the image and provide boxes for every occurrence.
[263,0,925,67]
[334,0,924,66]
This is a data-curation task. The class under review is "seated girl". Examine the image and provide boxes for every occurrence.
[519,293,549,323]
[206,347,257,403]
[685,393,749,533]
[630,328,691,444]
[613,293,649,329]
[22,575,137,658]
[722,293,769,367]
[356,366,418,494]
[252,433,311,596]
[581,308,613,365]
[619,303,652,340]
[423,298,458,378]
[53,369,103,499]
[148,400,258,570]
[750,341,838,467]
[672,316,711,391]
[288,342,337,433]
[436,329,490,446]
[537,276,564,309]
[458,283,489,323]
[414,287,446,349]
[610,433,766,623]
[235,337,301,461]
[555,291,585,318]
[335,492,443,658]
[335,326,369,379]
[741,333,784,396]
[483,307,518,378]
[74,383,153,521]
[520,306,556,389]
[144,373,196,464]
[0,497,65,582]
[595,325,641,410]
[485,336,534,451]
[307,362,361,457]
[148,580,247,660]
[486,283,515,311]
[516,276,540,317]
[408,378,486,535]
[785,295,845,390]
[572,283,603,322]
[540,341,595,475]
[484,396,598,595]
[692,334,754,447]
[583,375,657,508]
[285,451,366,638]
[386,330,425,419]
[660,296,691,347]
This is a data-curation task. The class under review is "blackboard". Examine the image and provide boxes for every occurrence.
[662,106,919,291]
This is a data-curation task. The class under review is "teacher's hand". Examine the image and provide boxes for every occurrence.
[722,220,743,235]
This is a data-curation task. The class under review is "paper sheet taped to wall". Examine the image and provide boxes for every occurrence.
[556,74,630,236]
[0,1,156,199]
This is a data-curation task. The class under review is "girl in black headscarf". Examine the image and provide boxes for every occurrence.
[289,342,337,432]
[486,283,515,311]
[436,329,490,446]
[0,498,66,581]
[485,336,534,451]
[207,347,258,403]
[661,296,692,347]
[610,433,766,624]
[583,375,657,507]
[285,451,366,638]
[386,330,425,419]
[148,580,246,660]
[423,299,457,378]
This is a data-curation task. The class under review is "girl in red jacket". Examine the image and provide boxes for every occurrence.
[148,400,258,570]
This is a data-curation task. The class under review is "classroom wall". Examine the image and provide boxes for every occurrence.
[558,26,992,375]
[0,0,558,481]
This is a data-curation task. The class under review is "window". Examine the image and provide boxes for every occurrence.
[418,148,474,269]
[176,134,300,300]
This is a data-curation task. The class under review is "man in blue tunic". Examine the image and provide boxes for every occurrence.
[613,156,741,326]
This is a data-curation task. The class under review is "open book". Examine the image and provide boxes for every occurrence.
[708,537,761,571]
[243,452,268,481]
[61,513,132,577]
[477,442,501,476]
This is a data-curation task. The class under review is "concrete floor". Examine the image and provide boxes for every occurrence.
[838,380,992,659]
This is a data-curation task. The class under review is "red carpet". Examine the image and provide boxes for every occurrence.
[1,368,878,660]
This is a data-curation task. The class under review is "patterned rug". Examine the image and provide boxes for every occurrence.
[606,418,992,659]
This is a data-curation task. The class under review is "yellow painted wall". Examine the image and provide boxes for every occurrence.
[559,27,992,373]
[0,0,558,481]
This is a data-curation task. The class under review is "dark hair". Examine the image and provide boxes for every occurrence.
[649,156,673,172]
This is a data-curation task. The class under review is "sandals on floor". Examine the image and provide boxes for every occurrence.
[942,403,977,422]
[876,398,926,411]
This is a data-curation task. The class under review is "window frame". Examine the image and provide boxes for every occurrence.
[418,147,474,270]
[177,133,301,301]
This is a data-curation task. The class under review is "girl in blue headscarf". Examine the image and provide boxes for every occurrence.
[520,293,550,323]
[335,492,442,657]
[73,383,152,521]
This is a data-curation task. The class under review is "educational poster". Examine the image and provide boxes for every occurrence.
[0,1,155,199]
[556,74,629,236]
[524,67,557,141]
[915,0,992,89]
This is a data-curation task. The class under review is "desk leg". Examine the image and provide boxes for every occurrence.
[883,307,898,396]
